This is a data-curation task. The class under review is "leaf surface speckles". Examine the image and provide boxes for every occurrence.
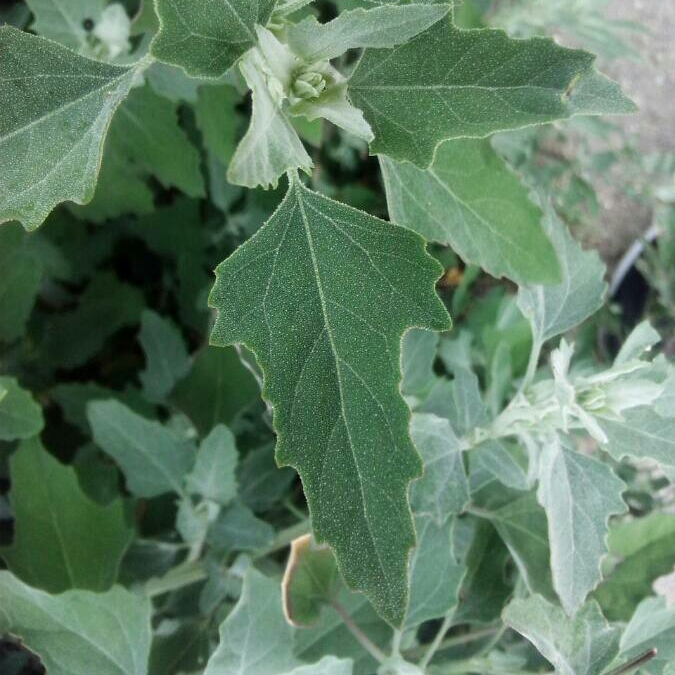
[151,0,276,78]
[0,27,139,230]
[349,17,635,167]
[209,177,450,625]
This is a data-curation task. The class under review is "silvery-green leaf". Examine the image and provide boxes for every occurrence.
[503,595,620,675]
[286,4,451,62]
[1,437,133,593]
[0,27,140,230]
[656,374,675,418]
[289,82,373,142]
[536,441,627,615]
[228,50,312,189]
[151,0,276,78]
[517,209,606,347]
[88,400,195,498]
[186,425,238,505]
[0,572,152,675]
[349,18,635,167]
[204,568,353,675]
[447,367,488,436]
[614,321,662,365]
[410,414,469,523]
[380,139,560,285]
[470,440,528,491]
[597,407,675,476]
[208,502,274,552]
[25,0,107,50]
[402,329,439,398]
[619,597,675,675]
[471,477,553,599]
[138,310,191,402]
[0,377,43,441]
[405,514,465,630]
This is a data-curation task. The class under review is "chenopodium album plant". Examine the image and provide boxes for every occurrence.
[1,1,675,674]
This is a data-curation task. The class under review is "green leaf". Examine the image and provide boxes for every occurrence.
[348,18,635,167]
[172,346,260,435]
[208,502,275,553]
[185,424,238,504]
[614,321,662,365]
[88,400,195,498]
[401,329,439,398]
[409,413,469,524]
[655,373,675,418]
[282,534,341,627]
[597,407,675,476]
[380,139,560,285]
[405,514,465,630]
[0,572,152,675]
[138,310,191,403]
[470,440,528,491]
[238,443,296,513]
[25,0,107,50]
[0,27,140,230]
[0,225,42,343]
[209,178,450,626]
[195,84,240,164]
[286,4,451,61]
[595,513,675,621]
[43,272,145,369]
[228,48,313,189]
[1,437,133,593]
[151,0,276,78]
[96,85,205,199]
[517,209,606,347]
[536,441,627,615]
[0,377,43,441]
[503,595,621,675]
[620,597,675,675]
[204,568,353,675]
[445,367,488,436]
[471,482,554,600]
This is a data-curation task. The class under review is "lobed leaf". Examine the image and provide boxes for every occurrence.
[209,177,450,626]
[349,17,635,167]
[380,139,561,285]
[151,0,276,78]
[0,572,152,675]
[0,27,140,230]
[536,441,627,615]
[1,437,133,593]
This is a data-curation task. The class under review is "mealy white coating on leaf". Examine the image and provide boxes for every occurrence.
[517,209,607,347]
[204,568,353,675]
[380,138,561,285]
[25,0,107,50]
[409,414,469,523]
[286,4,451,62]
[227,49,313,189]
[0,27,140,230]
[503,594,621,675]
[536,440,627,615]
[87,399,195,498]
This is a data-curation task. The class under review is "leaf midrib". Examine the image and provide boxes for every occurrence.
[294,182,391,591]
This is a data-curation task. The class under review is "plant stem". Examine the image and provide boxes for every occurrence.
[405,625,499,664]
[419,612,454,669]
[331,599,387,664]
[145,520,311,599]
[604,649,658,675]
[391,629,403,658]
[518,338,543,397]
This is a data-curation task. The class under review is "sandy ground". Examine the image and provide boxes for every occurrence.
[592,0,675,264]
